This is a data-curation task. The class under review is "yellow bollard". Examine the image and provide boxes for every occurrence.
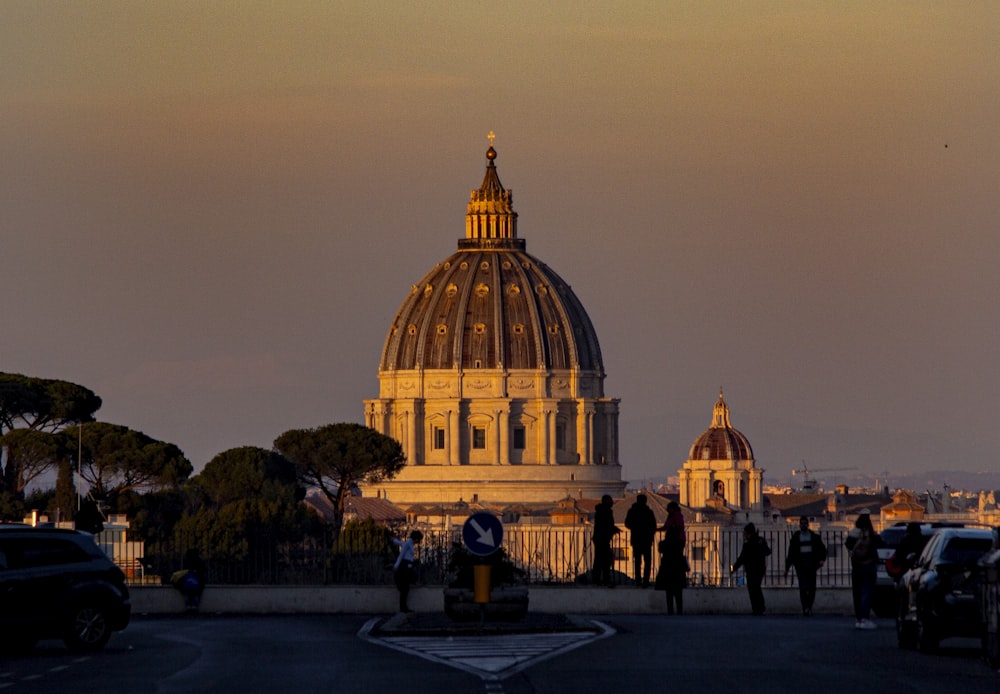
[473,564,491,604]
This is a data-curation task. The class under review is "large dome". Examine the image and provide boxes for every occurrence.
[381,250,603,373]
[379,148,603,374]
[362,142,624,506]
[688,391,754,461]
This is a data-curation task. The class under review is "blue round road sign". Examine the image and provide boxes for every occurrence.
[462,512,504,557]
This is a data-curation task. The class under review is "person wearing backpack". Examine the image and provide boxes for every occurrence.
[845,512,883,629]
[730,522,771,615]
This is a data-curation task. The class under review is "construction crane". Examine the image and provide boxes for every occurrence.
[791,464,858,492]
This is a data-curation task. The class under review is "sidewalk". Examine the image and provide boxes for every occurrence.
[131,584,855,617]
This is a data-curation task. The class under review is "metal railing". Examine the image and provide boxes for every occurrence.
[96,525,853,589]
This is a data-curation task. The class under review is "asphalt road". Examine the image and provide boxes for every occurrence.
[0,613,994,694]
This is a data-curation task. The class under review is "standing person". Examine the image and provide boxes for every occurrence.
[592,495,621,587]
[730,522,771,616]
[887,522,925,627]
[392,530,423,613]
[784,516,827,615]
[624,493,657,587]
[845,512,882,629]
[655,501,687,614]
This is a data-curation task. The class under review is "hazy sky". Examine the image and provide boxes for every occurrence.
[3,2,999,488]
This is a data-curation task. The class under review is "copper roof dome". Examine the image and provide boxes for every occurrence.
[688,391,754,461]
[379,146,604,373]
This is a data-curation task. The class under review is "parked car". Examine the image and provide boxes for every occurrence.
[896,527,993,653]
[0,525,131,652]
[979,528,1000,668]
[874,522,965,617]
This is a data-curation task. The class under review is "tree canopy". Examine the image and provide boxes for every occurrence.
[0,373,101,501]
[68,422,193,502]
[191,446,304,508]
[172,447,320,570]
[0,428,68,496]
[0,372,101,435]
[274,423,405,540]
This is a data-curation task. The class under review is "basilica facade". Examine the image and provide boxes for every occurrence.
[361,143,626,506]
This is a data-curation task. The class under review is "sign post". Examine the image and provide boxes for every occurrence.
[462,512,504,607]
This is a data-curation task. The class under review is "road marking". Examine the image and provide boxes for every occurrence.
[359,619,614,681]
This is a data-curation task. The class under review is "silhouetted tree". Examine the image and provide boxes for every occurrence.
[52,458,77,523]
[274,423,405,542]
[0,373,100,500]
[0,372,102,435]
[173,447,320,573]
[0,428,69,497]
[67,422,192,503]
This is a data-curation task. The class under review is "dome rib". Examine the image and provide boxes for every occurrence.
[378,146,605,375]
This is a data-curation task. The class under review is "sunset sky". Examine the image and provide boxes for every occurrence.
[3,2,999,488]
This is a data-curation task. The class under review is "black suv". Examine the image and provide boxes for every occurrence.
[0,525,131,652]
[897,527,993,653]
[873,522,962,617]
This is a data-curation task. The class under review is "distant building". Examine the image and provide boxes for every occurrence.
[678,391,764,516]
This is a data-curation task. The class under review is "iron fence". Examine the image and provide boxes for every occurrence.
[96,524,853,589]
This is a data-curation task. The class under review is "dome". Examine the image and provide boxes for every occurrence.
[688,390,754,461]
[379,147,604,374]
[362,140,624,506]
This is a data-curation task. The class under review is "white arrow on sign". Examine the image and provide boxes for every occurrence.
[469,517,496,547]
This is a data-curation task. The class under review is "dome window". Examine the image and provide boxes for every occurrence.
[424,284,434,296]
[548,324,560,335]
[513,324,525,335]
[480,261,490,271]
[536,284,548,296]
[459,261,469,270]
[408,325,417,336]
[474,323,486,335]
[508,284,521,296]
[436,324,448,335]
[446,283,458,297]
[475,283,490,297]
[502,260,512,269]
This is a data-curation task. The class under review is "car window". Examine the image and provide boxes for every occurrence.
[880,528,905,548]
[0,537,92,569]
[938,536,992,566]
[918,534,942,564]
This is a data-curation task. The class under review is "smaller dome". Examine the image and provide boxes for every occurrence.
[688,390,754,461]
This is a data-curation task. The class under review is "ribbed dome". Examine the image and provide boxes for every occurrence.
[688,391,754,461]
[379,146,604,373]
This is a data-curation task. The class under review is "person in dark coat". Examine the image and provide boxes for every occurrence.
[592,495,621,587]
[845,512,882,629]
[655,501,687,614]
[624,494,657,587]
[784,516,827,615]
[730,522,771,615]
[888,522,926,626]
